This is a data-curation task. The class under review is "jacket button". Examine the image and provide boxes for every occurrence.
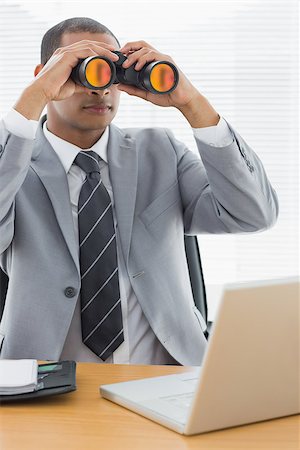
[64,287,76,298]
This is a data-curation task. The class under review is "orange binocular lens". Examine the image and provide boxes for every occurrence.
[85,58,112,88]
[149,63,176,93]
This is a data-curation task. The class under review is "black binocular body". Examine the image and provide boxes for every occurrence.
[70,50,179,94]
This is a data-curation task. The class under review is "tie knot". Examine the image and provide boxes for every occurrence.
[74,151,101,176]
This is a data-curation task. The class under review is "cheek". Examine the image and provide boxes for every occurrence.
[112,92,121,108]
[53,98,72,111]
[55,99,83,117]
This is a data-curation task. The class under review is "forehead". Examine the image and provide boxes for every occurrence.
[60,32,119,48]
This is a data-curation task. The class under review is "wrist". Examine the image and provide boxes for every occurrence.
[13,82,49,121]
[178,92,220,128]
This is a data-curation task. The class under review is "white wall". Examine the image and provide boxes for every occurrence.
[0,0,298,317]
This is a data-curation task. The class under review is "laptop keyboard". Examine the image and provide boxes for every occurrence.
[160,392,194,410]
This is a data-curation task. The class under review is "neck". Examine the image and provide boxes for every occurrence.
[46,117,106,149]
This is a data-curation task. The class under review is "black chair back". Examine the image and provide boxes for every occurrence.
[184,235,208,325]
[0,268,8,322]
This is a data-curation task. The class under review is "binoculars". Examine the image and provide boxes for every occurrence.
[70,50,179,94]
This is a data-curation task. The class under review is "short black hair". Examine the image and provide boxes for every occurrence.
[41,17,120,64]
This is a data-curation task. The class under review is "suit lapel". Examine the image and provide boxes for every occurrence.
[108,123,138,264]
[30,117,137,273]
[30,116,80,274]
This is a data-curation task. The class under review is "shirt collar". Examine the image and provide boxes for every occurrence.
[43,120,109,173]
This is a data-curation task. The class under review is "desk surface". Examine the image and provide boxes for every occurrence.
[0,363,299,450]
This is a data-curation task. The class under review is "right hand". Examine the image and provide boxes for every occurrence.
[31,40,119,102]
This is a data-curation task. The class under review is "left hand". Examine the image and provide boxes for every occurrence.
[117,40,200,109]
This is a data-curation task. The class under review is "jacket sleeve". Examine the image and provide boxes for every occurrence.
[165,120,279,234]
[0,120,35,254]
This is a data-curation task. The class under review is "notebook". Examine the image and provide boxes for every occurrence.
[0,359,38,395]
[0,360,77,401]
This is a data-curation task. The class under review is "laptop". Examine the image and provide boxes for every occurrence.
[100,277,300,435]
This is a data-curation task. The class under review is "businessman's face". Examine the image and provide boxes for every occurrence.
[37,32,121,145]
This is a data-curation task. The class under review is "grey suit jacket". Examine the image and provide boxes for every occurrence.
[0,115,278,365]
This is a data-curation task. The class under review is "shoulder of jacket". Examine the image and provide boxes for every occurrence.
[120,126,169,138]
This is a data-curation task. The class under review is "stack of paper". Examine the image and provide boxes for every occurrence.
[0,359,38,395]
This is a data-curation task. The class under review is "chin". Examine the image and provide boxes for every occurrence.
[75,116,110,129]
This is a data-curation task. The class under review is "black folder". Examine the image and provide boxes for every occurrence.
[0,360,76,402]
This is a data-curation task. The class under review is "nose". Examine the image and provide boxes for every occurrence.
[89,87,110,96]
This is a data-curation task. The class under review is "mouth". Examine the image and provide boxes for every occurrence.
[83,104,112,115]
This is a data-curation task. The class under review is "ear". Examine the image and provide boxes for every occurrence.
[34,64,44,77]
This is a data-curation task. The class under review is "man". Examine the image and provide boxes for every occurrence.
[0,17,278,365]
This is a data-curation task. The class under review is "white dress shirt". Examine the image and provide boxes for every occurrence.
[1,108,233,364]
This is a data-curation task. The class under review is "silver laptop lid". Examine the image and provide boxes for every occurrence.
[185,277,300,435]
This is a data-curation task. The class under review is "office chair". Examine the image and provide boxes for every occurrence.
[184,235,211,338]
[0,268,8,323]
[0,236,211,337]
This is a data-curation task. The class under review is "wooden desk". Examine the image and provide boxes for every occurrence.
[0,363,299,450]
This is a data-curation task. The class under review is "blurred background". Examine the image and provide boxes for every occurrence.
[0,0,298,318]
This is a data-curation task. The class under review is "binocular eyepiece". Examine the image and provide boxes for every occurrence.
[70,50,179,94]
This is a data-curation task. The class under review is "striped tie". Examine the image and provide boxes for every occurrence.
[74,150,124,361]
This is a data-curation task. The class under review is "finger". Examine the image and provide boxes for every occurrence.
[67,47,119,64]
[133,51,163,71]
[119,40,154,54]
[90,44,120,60]
[57,40,117,51]
[58,48,101,70]
[39,48,100,79]
[81,40,117,49]
[76,41,118,52]
[122,48,150,68]
[55,43,119,61]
